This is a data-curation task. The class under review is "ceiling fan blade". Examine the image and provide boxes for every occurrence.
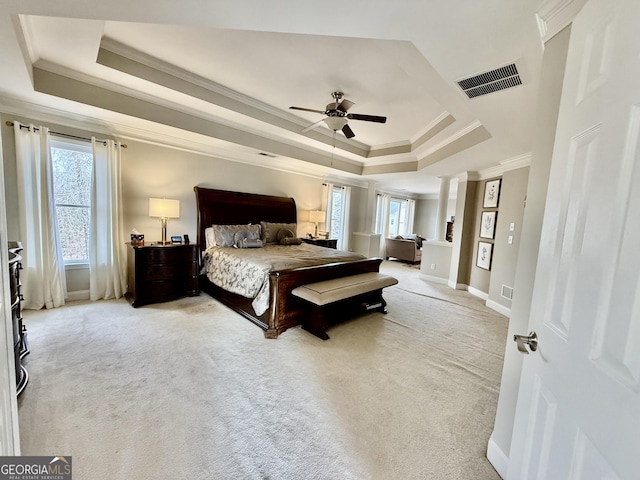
[337,99,355,112]
[301,119,326,133]
[342,124,355,138]
[290,106,326,114]
[347,113,387,123]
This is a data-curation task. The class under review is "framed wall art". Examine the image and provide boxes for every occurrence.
[480,211,497,239]
[483,179,501,208]
[476,241,493,270]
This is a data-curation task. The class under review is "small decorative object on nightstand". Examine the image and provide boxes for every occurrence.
[301,237,338,249]
[125,243,199,307]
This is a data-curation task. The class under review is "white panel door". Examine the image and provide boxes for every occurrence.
[507,0,640,478]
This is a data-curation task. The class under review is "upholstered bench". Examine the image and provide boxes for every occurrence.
[292,272,398,340]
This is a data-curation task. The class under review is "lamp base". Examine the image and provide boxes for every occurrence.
[161,217,168,245]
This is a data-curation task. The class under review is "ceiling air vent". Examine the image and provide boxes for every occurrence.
[457,63,522,99]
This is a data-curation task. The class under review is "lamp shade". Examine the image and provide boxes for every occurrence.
[149,198,180,218]
[309,210,325,223]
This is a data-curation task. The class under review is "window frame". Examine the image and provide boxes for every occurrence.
[50,138,93,267]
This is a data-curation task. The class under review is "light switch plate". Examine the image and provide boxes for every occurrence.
[508,235,513,244]
[509,222,515,232]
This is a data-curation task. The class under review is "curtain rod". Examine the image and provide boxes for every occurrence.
[5,121,127,148]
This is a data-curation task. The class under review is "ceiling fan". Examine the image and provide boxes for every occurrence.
[289,91,387,139]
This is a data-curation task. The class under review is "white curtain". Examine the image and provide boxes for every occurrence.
[89,138,127,300]
[407,198,416,234]
[322,182,333,235]
[14,122,67,309]
[375,193,391,257]
[338,186,351,251]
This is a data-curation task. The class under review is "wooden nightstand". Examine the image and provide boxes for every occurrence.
[125,243,199,307]
[301,237,338,249]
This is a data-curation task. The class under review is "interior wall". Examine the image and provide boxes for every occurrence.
[467,177,498,294]
[415,198,438,238]
[120,140,356,244]
[487,167,530,310]
[448,179,477,287]
[415,197,456,240]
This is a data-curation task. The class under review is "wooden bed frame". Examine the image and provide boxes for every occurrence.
[194,186,382,338]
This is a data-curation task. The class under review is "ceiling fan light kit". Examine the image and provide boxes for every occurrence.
[290,91,386,139]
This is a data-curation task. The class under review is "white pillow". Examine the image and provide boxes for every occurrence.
[205,227,215,249]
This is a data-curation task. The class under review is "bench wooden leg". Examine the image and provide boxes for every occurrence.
[301,307,330,340]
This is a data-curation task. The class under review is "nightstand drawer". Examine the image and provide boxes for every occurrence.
[144,247,191,264]
[143,264,187,281]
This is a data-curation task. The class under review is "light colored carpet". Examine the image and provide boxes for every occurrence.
[18,261,507,479]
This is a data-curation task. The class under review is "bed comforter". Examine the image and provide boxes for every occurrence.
[202,243,366,316]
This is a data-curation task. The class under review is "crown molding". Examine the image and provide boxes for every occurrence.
[0,94,367,185]
[97,38,370,157]
[322,174,371,190]
[536,0,587,43]
[476,152,532,180]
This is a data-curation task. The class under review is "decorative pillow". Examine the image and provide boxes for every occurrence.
[211,224,260,247]
[277,228,296,242]
[205,227,215,249]
[280,236,302,245]
[236,238,264,249]
[260,221,297,244]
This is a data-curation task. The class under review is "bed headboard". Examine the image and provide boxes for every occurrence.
[194,187,297,252]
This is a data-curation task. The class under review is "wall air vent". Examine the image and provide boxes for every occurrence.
[457,63,522,99]
[501,285,514,301]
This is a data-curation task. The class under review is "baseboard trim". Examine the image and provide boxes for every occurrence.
[419,273,449,285]
[487,433,508,479]
[486,299,511,317]
[67,290,90,302]
[448,281,468,290]
[468,285,488,300]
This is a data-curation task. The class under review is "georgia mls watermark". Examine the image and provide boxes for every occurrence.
[0,456,71,480]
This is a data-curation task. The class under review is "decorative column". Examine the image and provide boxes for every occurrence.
[434,177,451,241]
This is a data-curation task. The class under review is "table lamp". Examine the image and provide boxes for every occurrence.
[308,210,325,238]
[149,198,180,245]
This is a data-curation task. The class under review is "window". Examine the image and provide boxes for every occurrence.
[324,184,351,250]
[375,195,415,238]
[388,198,409,237]
[50,140,93,264]
[329,186,344,241]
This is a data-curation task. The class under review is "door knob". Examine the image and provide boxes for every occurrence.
[514,331,537,354]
